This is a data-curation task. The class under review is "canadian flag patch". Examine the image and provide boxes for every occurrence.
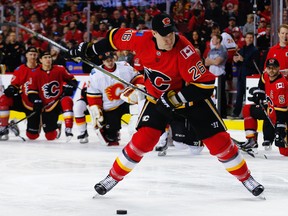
[180,45,194,59]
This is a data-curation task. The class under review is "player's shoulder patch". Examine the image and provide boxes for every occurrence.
[135,30,144,36]
[180,45,195,59]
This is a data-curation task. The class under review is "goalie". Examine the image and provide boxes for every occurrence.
[84,52,144,146]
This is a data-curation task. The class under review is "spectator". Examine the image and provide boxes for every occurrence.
[242,14,255,36]
[205,34,228,117]
[205,0,227,31]
[257,25,271,72]
[186,30,206,56]
[257,17,267,34]
[126,9,139,29]
[232,27,245,50]
[224,16,237,35]
[64,21,84,44]
[229,32,260,119]
[92,21,108,40]
[187,9,205,34]
[110,9,126,29]
[3,31,25,72]
[222,0,239,17]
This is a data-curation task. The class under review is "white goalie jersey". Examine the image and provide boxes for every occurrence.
[87,61,140,111]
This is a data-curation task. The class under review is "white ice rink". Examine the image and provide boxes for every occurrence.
[0,122,288,216]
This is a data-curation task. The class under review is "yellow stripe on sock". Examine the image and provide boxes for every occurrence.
[226,159,246,172]
[116,157,132,172]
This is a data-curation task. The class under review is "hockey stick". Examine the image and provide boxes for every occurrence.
[259,100,275,129]
[253,60,262,75]
[4,22,155,101]
[0,99,59,140]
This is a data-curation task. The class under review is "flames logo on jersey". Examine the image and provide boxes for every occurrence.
[42,81,60,99]
[23,78,32,95]
[144,67,171,91]
[105,83,125,101]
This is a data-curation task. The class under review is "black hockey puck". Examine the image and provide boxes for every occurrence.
[116,209,127,214]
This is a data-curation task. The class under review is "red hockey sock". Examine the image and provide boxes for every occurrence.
[109,127,162,181]
[203,131,250,181]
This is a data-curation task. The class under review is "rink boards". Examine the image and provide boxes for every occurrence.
[0,74,263,130]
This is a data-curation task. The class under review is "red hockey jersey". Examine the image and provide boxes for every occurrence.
[28,65,75,112]
[110,29,216,99]
[11,64,39,110]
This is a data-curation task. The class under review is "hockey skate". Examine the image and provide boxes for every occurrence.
[65,128,73,142]
[94,175,119,195]
[242,175,265,197]
[239,137,258,156]
[56,123,62,139]
[262,140,272,151]
[155,131,168,156]
[77,130,89,144]
[9,120,20,136]
[0,126,9,141]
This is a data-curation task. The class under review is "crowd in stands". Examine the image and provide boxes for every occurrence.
[0,0,273,73]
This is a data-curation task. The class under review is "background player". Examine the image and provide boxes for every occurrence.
[85,52,144,146]
[0,47,39,141]
[27,51,77,141]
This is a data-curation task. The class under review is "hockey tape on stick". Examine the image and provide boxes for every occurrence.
[259,100,275,129]
[7,22,155,101]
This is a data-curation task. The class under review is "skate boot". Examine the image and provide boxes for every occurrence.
[94,175,119,195]
[65,128,73,142]
[56,123,62,139]
[0,126,9,141]
[155,131,169,156]
[77,130,89,144]
[240,133,258,154]
[262,140,272,151]
[9,120,20,136]
[242,175,264,197]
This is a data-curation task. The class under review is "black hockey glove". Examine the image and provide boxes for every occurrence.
[156,90,183,118]
[63,85,75,96]
[252,89,266,105]
[4,85,18,97]
[68,42,93,59]
[33,99,43,114]
[275,122,287,148]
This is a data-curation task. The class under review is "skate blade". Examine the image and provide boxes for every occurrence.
[257,192,266,200]
[66,136,73,143]
[264,145,272,151]
[158,150,167,156]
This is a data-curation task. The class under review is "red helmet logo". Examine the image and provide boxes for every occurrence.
[162,17,171,26]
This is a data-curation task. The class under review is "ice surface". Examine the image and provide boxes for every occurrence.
[0,122,288,216]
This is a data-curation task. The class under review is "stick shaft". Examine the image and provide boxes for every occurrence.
[13,22,155,100]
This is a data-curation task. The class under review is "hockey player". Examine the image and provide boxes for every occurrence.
[27,51,77,141]
[240,87,274,153]
[0,47,39,141]
[68,13,264,197]
[74,87,90,143]
[85,52,144,146]
[241,58,288,156]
